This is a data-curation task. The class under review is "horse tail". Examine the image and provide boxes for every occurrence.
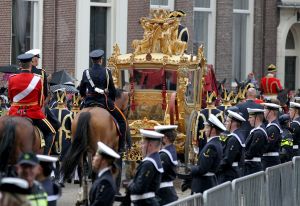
[0,119,16,172]
[61,112,91,179]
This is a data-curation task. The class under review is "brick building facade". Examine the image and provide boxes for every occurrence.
[0,0,296,90]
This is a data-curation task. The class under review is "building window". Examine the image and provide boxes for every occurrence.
[232,0,254,81]
[193,0,216,64]
[286,30,295,49]
[150,0,174,10]
[11,0,42,65]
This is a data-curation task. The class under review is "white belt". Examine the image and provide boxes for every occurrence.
[293,145,299,149]
[203,172,215,176]
[232,162,238,167]
[245,157,261,162]
[159,181,173,188]
[94,87,105,94]
[263,152,279,156]
[130,192,155,201]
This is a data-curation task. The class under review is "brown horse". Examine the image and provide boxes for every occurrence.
[61,107,120,180]
[0,116,43,175]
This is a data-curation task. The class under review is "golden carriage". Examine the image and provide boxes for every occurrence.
[108,9,206,164]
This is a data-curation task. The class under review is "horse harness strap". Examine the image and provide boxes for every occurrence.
[86,68,109,94]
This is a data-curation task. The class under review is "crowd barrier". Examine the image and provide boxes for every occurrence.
[167,156,300,206]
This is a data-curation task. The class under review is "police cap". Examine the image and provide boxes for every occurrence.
[17,53,34,63]
[89,49,104,59]
[18,152,39,166]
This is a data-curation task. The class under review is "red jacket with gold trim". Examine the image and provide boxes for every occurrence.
[260,76,283,95]
[8,71,45,119]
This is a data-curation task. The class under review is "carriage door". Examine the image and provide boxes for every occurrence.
[285,56,296,90]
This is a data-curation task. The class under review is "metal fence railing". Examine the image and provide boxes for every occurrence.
[168,156,300,206]
[165,193,203,206]
[232,171,266,206]
[265,161,295,206]
[293,157,300,206]
[203,182,233,206]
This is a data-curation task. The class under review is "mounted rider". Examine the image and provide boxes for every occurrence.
[260,64,283,99]
[8,53,56,152]
[79,49,127,151]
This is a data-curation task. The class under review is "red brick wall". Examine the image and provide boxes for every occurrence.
[0,0,12,65]
[127,0,150,53]
[42,0,76,77]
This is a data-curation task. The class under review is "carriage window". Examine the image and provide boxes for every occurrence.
[185,70,195,104]
[121,69,177,91]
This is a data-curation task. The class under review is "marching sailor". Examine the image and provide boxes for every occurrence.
[218,110,246,183]
[89,141,120,206]
[262,103,282,169]
[191,114,225,194]
[36,155,61,206]
[127,129,164,206]
[289,101,300,156]
[244,108,268,175]
[154,125,178,205]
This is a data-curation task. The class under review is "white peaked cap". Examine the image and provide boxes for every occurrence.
[205,114,227,131]
[97,141,120,159]
[154,125,178,132]
[25,49,41,56]
[227,110,246,122]
[290,102,300,109]
[261,102,281,110]
[140,129,164,140]
[37,155,58,162]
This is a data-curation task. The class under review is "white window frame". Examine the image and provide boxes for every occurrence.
[232,0,254,81]
[150,0,174,10]
[11,0,43,66]
[193,0,216,65]
[75,0,128,82]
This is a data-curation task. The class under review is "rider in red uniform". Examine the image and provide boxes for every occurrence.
[260,64,283,97]
[8,53,55,153]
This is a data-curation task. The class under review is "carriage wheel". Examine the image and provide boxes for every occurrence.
[169,92,178,125]
[184,109,199,166]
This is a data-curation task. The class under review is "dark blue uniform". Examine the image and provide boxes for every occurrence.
[191,136,223,194]
[89,168,116,206]
[236,100,264,137]
[218,129,245,183]
[290,117,300,156]
[41,178,61,206]
[196,108,224,151]
[262,120,282,169]
[50,107,72,160]
[244,125,268,175]
[128,152,163,206]
[79,64,127,151]
[157,145,178,205]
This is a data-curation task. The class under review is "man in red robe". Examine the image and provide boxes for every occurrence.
[260,64,283,98]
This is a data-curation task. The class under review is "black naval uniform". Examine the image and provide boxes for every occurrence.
[157,144,178,205]
[41,178,61,206]
[244,124,268,175]
[178,24,189,43]
[218,128,245,183]
[262,120,282,170]
[89,167,117,206]
[128,152,163,206]
[79,64,127,151]
[236,100,264,137]
[191,136,223,194]
[196,107,224,151]
[50,106,72,160]
[290,117,300,156]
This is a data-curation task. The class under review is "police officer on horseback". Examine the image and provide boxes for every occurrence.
[79,49,127,151]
